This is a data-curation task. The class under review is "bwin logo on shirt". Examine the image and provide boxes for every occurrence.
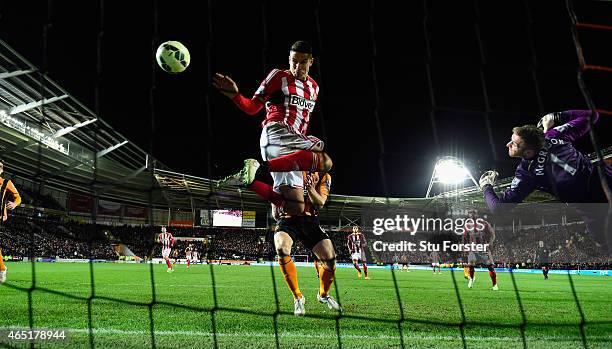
[290,95,316,112]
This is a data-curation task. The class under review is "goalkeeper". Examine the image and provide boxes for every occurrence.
[478,110,612,253]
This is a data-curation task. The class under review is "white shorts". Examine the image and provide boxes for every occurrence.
[260,122,323,193]
[432,262,439,267]
[351,252,364,261]
[162,248,171,259]
[192,253,198,261]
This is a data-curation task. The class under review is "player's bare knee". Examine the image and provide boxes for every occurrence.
[321,259,336,270]
[274,232,293,255]
[316,250,335,261]
[275,242,292,257]
[276,248,291,257]
[312,239,335,261]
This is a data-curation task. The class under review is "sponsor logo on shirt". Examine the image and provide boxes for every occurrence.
[289,95,316,112]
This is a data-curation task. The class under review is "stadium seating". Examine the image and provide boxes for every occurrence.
[1,213,609,269]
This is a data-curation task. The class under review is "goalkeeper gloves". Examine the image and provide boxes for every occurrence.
[479,170,498,189]
[536,112,561,132]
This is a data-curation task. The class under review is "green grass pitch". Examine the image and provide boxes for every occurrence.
[0,262,610,348]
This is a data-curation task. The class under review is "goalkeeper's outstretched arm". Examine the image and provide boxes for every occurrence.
[481,167,536,214]
[539,110,599,142]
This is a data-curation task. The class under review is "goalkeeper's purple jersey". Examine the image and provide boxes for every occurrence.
[483,110,612,212]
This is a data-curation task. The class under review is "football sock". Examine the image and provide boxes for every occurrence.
[0,249,5,271]
[469,266,475,280]
[319,263,336,298]
[166,259,172,269]
[362,263,368,277]
[279,256,302,299]
[353,262,361,273]
[489,270,497,285]
[187,259,190,267]
[249,180,285,207]
[268,150,322,172]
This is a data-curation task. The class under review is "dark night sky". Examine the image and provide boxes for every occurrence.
[1,1,611,198]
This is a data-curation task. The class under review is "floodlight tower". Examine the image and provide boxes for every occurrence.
[425,156,478,198]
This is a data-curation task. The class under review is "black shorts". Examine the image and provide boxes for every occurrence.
[276,216,329,251]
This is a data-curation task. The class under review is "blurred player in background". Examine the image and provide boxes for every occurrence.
[347,226,369,279]
[463,210,498,290]
[214,41,333,217]
[158,226,175,273]
[400,254,410,272]
[185,244,194,269]
[479,110,612,254]
[0,160,21,284]
[542,265,550,280]
[171,249,180,268]
[431,251,441,274]
[272,171,341,316]
[192,246,199,266]
[463,263,470,279]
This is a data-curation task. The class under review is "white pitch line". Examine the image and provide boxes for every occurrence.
[0,327,610,342]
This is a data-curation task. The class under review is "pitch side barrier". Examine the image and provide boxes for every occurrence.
[22,259,611,276]
[250,261,611,276]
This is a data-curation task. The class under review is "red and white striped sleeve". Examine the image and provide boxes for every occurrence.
[254,69,282,101]
[359,233,367,246]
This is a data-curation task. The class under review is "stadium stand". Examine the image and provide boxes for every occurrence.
[1,211,608,270]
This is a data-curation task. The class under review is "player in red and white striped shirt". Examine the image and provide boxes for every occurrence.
[347,226,369,279]
[158,226,175,273]
[185,244,195,269]
[463,210,497,290]
[214,41,333,217]
[431,251,441,274]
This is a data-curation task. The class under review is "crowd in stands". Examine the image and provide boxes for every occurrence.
[363,223,610,268]
[0,214,609,269]
[0,216,115,260]
[490,223,608,265]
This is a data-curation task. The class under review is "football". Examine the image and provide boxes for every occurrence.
[155,41,190,74]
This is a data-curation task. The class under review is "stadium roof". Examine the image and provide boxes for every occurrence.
[153,168,434,224]
[0,39,169,206]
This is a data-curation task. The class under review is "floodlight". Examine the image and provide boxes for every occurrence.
[426,156,479,198]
